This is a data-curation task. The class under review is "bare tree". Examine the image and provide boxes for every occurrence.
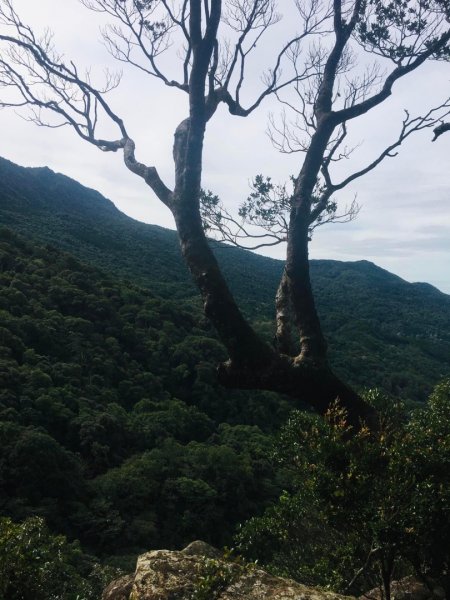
[0,0,449,429]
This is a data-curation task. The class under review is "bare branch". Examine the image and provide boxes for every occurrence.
[344,543,380,594]
[329,101,450,191]
[220,0,333,117]
[81,0,189,91]
[335,30,450,124]
[0,0,174,204]
[0,0,127,147]
[123,138,173,207]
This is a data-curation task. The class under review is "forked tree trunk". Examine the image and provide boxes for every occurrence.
[175,212,377,429]
[172,119,377,431]
[217,352,378,431]
[167,8,377,432]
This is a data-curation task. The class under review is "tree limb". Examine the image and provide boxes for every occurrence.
[432,122,450,141]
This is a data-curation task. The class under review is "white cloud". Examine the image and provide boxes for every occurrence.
[0,0,449,294]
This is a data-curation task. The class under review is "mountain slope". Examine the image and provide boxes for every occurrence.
[0,155,449,401]
[0,227,288,556]
[0,156,281,315]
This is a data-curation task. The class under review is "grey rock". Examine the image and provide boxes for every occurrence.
[103,544,355,600]
[182,540,222,559]
[102,573,134,600]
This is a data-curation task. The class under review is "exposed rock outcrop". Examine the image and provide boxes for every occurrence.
[360,576,445,600]
[102,541,355,600]
[102,574,134,600]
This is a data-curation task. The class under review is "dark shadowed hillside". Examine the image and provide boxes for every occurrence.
[0,228,288,559]
[0,156,449,401]
[0,156,281,316]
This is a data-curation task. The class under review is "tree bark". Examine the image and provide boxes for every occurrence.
[218,352,378,431]
[275,269,296,356]
[380,555,394,600]
[172,194,274,370]
[286,118,336,361]
[432,122,450,141]
[166,2,377,432]
[171,114,377,431]
[286,211,328,361]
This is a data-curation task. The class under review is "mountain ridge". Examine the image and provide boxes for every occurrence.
[0,155,446,298]
[0,154,449,402]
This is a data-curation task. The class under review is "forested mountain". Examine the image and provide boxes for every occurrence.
[0,228,287,558]
[0,155,449,402]
[1,157,450,598]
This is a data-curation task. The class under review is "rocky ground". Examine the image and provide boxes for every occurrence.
[102,541,442,600]
[102,541,355,600]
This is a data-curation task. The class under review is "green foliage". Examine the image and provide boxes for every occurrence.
[0,157,450,594]
[189,550,255,600]
[396,380,450,593]
[237,384,450,596]
[357,0,450,60]
[238,175,340,237]
[0,516,122,600]
[0,227,284,561]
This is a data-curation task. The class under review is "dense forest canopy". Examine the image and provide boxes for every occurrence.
[0,221,449,598]
[0,227,290,555]
[0,159,449,598]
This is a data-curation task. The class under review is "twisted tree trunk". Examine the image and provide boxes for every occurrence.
[169,113,377,431]
[166,1,377,432]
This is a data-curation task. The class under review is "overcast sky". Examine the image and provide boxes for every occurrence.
[1,0,449,293]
